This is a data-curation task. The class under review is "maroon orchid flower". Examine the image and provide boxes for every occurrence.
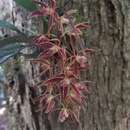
[68,88,84,105]
[65,22,90,39]
[45,95,55,113]
[71,22,90,36]
[39,44,60,57]
[75,55,87,68]
[65,66,75,77]
[58,108,69,122]
[59,78,72,99]
[43,74,75,100]
[34,35,67,62]
[40,94,55,113]
[38,44,66,62]
[69,54,89,72]
[58,107,81,123]
[34,35,50,45]
[34,35,61,46]
[44,74,65,86]
[31,0,59,34]
[73,82,89,93]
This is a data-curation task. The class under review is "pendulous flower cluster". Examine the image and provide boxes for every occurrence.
[31,0,93,123]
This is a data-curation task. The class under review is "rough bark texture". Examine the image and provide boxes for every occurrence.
[6,0,130,130]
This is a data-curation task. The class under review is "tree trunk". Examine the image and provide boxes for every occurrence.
[7,0,130,130]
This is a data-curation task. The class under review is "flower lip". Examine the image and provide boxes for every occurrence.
[46,95,54,103]
[60,16,69,24]
[58,108,69,122]
[50,45,60,52]
[75,55,87,63]
[64,78,71,85]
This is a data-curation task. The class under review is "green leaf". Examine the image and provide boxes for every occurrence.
[0,35,37,64]
[14,0,37,11]
[0,20,23,34]
[0,35,35,48]
[0,44,25,64]
[0,43,37,64]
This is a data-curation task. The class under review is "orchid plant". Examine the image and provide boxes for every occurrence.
[31,0,93,124]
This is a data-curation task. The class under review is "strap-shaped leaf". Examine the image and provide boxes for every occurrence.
[0,35,36,64]
[0,20,23,34]
[0,66,6,84]
[0,43,24,64]
[14,0,37,11]
[0,43,37,64]
[0,35,35,48]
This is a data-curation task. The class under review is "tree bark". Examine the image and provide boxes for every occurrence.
[7,0,130,130]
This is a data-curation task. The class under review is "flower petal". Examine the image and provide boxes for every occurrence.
[60,85,68,99]
[34,35,50,44]
[58,109,69,122]
[75,22,90,30]
[58,48,66,62]
[45,100,55,113]
[44,74,64,85]
[71,83,81,95]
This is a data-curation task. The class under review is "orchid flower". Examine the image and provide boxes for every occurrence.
[31,0,59,34]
